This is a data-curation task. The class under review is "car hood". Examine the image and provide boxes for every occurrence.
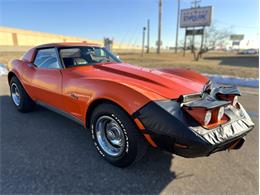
[73,63,208,99]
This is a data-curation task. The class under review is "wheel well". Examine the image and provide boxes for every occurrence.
[8,72,17,84]
[85,99,129,129]
[85,98,152,148]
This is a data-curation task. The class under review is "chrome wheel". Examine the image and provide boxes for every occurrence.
[11,83,20,106]
[95,115,125,157]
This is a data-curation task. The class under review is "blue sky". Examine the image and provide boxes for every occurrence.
[0,0,259,47]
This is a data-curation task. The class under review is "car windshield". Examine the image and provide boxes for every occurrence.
[59,46,122,68]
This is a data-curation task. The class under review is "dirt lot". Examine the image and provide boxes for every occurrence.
[1,50,258,78]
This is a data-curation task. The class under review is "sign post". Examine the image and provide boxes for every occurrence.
[183,27,187,56]
[200,27,205,50]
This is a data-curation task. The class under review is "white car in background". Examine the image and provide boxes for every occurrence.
[238,49,259,55]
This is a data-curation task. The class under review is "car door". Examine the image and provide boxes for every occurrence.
[58,47,88,120]
[27,47,64,110]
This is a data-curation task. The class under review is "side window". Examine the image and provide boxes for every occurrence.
[94,48,106,57]
[34,48,60,69]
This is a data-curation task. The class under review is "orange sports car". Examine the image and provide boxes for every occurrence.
[8,42,254,167]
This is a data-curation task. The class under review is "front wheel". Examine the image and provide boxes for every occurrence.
[90,102,147,167]
[10,76,35,112]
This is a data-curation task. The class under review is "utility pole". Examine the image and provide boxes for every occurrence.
[147,19,150,53]
[191,0,201,8]
[175,0,180,53]
[142,27,146,56]
[157,0,162,54]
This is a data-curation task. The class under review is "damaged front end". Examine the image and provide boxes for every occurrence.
[133,82,254,158]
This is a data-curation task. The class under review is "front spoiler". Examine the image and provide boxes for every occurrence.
[133,100,254,158]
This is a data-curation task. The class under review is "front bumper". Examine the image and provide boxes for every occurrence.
[133,100,254,158]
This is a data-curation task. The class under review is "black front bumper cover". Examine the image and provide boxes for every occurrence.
[133,99,254,158]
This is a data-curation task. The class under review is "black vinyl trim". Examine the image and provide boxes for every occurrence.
[133,84,254,158]
[36,101,84,126]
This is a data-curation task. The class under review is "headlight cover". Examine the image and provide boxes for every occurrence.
[204,110,212,126]
[217,106,225,121]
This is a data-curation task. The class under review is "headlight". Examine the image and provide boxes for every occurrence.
[217,106,225,121]
[217,94,239,107]
[232,96,238,106]
[204,110,212,126]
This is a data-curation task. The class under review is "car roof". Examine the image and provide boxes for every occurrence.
[35,42,101,49]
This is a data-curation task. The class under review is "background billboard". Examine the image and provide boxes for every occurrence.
[230,34,244,41]
[180,6,212,28]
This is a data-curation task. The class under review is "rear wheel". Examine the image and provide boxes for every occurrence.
[10,76,35,112]
[90,102,147,167]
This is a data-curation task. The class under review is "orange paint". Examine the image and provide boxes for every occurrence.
[143,134,158,148]
[134,118,145,130]
[9,42,210,147]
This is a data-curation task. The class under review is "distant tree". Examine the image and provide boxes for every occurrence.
[204,23,233,49]
[191,24,232,61]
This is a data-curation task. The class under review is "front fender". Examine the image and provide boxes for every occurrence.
[62,78,164,126]
[84,79,159,115]
[158,68,209,84]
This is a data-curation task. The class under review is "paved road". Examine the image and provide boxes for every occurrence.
[0,76,258,194]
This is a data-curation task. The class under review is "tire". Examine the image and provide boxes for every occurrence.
[90,102,148,167]
[10,76,35,112]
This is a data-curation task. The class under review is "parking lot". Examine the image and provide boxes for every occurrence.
[0,76,258,194]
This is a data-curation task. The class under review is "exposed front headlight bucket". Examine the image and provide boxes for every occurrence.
[217,94,239,107]
[183,106,228,129]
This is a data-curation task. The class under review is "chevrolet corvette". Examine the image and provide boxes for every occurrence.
[8,42,254,167]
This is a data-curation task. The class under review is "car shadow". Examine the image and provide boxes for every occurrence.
[203,55,259,68]
[0,95,186,194]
